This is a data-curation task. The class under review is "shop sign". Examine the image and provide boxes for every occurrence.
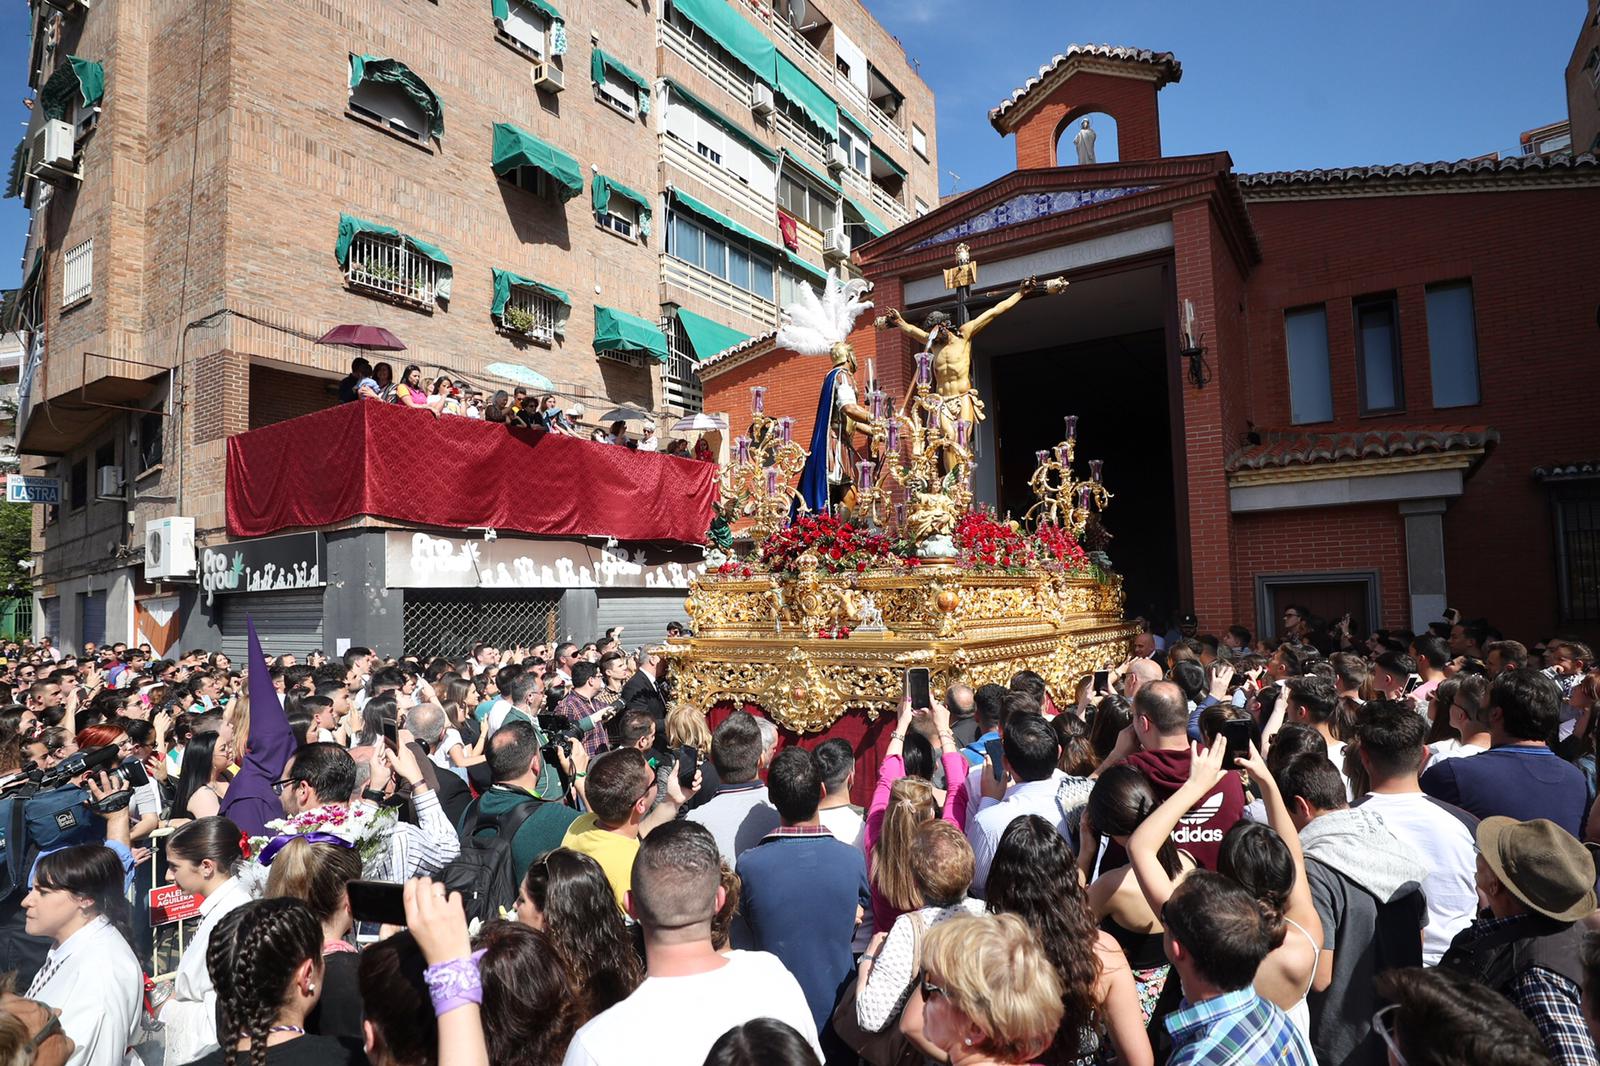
[384,531,704,590]
[5,474,61,505]
[200,532,327,606]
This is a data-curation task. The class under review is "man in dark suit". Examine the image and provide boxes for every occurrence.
[622,647,669,746]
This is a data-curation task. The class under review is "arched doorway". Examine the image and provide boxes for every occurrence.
[1056,112,1118,166]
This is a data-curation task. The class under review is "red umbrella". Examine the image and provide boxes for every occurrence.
[316,324,407,351]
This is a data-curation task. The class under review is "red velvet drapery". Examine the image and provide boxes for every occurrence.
[707,701,903,808]
[226,401,717,542]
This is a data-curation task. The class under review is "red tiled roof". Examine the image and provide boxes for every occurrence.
[1226,426,1497,474]
[1238,152,1599,190]
[989,45,1182,131]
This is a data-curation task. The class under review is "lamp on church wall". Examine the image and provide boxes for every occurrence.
[1178,299,1212,389]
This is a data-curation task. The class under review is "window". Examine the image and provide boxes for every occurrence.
[137,410,164,474]
[94,442,114,490]
[1353,295,1404,414]
[912,124,928,159]
[779,173,836,232]
[697,141,722,166]
[837,125,869,176]
[1588,48,1600,87]
[346,231,443,308]
[1556,487,1600,621]
[600,198,638,238]
[349,76,432,141]
[663,88,775,191]
[69,459,86,511]
[667,212,774,299]
[835,56,851,79]
[1424,281,1480,408]
[62,238,92,306]
[1284,305,1334,424]
[914,198,930,216]
[501,286,561,342]
[777,266,819,309]
[596,76,636,118]
[498,0,549,56]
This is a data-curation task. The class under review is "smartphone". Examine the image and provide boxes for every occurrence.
[1403,675,1421,696]
[1220,719,1253,765]
[905,667,932,711]
[676,744,699,788]
[380,717,399,746]
[347,879,408,926]
[1093,669,1110,692]
[983,737,1005,782]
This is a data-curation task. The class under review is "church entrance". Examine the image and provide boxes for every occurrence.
[975,261,1182,620]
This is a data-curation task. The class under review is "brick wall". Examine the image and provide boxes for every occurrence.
[1011,70,1163,169]
[249,366,338,430]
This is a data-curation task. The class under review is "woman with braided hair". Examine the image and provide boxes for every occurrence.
[188,897,364,1066]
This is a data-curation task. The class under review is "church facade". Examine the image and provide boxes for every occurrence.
[700,44,1600,645]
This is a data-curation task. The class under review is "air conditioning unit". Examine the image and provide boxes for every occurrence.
[28,119,76,184]
[750,83,775,117]
[144,517,196,581]
[531,61,564,92]
[96,465,123,500]
[822,228,850,258]
[827,143,848,172]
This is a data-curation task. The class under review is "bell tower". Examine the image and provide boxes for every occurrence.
[989,45,1182,169]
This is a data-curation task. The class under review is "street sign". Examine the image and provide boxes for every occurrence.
[149,883,203,926]
[5,475,62,505]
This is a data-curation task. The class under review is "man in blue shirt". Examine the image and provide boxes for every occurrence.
[1421,669,1587,838]
[1162,871,1316,1065]
[735,746,869,1054]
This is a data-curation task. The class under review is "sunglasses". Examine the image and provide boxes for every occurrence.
[919,973,948,1001]
[269,776,304,796]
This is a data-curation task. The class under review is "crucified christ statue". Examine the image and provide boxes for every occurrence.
[877,275,1065,475]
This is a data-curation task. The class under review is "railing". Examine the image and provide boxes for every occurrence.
[347,233,439,309]
[839,164,871,197]
[663,346,704,412]
[866,102,908,150]
[661,255,778,329]
[791,215,825,263]
[660,19,752,109]
[773,108,829,169]
[662,133,775,224]
[501,286,560,343]
[771,17,833,81]
[833,70,909,150]
[869,181,911,226]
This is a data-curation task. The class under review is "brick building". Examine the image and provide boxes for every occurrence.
[4,0,936,654]
[701,41,1600,646]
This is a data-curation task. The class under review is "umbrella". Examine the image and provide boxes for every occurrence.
[669,412,727,433]
[598,405,653,424]
[316,324,407,351]
[485,362,556,391]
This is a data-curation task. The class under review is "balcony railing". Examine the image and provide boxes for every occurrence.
[662,133,774,223]
[773,108,829,168]
[499,287,560,344]
[346,233,440,309]
[869,181,911,226]
[661,256,778,329]
[663,347,704,413]
[771,17,833,81]
[660,18,752,109]
[866,103,908,150]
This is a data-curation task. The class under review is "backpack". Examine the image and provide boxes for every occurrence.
[0,785,97,901]
[438,795,544,922]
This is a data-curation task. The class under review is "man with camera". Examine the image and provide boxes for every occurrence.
[555,662,625,757]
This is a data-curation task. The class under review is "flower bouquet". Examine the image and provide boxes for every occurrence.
[250,802,397,875]
[757,513,897,576]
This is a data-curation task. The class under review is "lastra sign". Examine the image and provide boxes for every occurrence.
[385,532,705,590]
[201,532,327,606]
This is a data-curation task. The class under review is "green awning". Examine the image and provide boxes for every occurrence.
[334,213,454,300]
[669,188,779,254]
[39,57,105,121]
[491,122,583,200]
[592,174,653,236]
[590,48,651,115]
[663,78,779,163]
[349,55,444,139]
[838,106,872,143]
[780,149,841,197]
[774,53,837,140]
[491,0,563,26]
[782,252,828,287]
[675,308,751,362]
[844,196,889,238]
[594,304,669,362]
[5,140,26,200]
[668,0,775,86]
[491,269,572,328]
[871,144,908,180]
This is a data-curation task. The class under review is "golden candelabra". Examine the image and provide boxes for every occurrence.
[1024,414,1112,538]
[721,387,809,546]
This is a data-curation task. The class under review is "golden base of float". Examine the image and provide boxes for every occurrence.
[663,560,1134,734]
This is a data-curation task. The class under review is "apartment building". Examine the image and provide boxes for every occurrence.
[4,0,935,653]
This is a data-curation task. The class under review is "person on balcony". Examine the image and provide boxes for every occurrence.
[397,365,441,418]
[372,361,396,402]
[430,376,461,416]
[338,357,373,403]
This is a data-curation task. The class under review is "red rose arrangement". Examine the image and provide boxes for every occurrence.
[953,512,1038,572]
[757,512,896,575]
[1034,521,1090,571]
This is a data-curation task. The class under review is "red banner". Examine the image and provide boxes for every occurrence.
[226,401,717,543]
[149,884,203,926]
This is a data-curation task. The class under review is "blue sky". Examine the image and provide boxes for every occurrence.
[0,0,1580,287]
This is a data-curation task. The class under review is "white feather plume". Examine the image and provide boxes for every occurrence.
[775,269,874,356]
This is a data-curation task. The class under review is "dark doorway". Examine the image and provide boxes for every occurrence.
[990,327,1180,619]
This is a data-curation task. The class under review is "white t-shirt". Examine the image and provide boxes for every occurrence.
[486,698,515,735]
[428,727,465,771]
[1425,739,1487,767]
[1355,791,1480,966]
[818,804,865,850]
[561,950,821,1066]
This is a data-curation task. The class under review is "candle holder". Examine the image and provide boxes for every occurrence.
[717,405,810,548]
[1025,413,1112,539]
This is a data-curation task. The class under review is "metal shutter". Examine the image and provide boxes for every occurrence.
[402,591,560,661]
[218,591,325,662]
[594,592,690,647]
[41,597,61,643]
[78,591,107,649]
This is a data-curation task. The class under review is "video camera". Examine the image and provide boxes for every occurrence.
[0,744,136,812]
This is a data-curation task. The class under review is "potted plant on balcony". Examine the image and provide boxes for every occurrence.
[503,304,536,335]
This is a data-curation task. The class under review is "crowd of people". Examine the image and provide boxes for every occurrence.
[333,357,719,459]
[0,607,1597,1066]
